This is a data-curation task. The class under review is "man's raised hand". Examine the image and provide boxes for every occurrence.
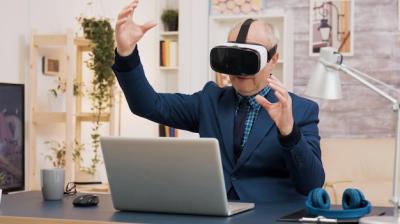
[115,0,157,56]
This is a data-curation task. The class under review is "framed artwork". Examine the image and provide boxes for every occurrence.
[309,0,354,56]
[0,83,25,193]
[42,57,60,76]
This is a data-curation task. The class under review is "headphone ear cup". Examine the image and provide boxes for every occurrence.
[310,188,330,209]
[342,188,363,209]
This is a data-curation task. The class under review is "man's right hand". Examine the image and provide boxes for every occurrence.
[115,0,157,56]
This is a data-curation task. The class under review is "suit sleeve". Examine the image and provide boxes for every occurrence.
[112,46,201,132]
[280,101,325,195]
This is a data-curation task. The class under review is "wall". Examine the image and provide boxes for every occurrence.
[264,0,400,138]
[0,0,29,84]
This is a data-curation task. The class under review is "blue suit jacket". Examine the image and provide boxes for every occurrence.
[112,50,325,203]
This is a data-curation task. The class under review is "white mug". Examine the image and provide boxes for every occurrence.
[41,168,65,200]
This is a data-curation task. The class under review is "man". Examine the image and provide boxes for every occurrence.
[112,0,325,202]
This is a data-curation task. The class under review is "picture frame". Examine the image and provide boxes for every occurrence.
[309,0,354,56]
[0,83,25,193]
[42,56,60,76]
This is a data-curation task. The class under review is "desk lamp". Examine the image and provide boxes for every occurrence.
[305,47,400,223]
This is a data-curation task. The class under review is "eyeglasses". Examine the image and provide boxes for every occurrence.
[64,182,77,196]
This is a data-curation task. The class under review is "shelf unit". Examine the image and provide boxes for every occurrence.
[156,0,180,137]
[208,9,294,91]
[28,31,117,190]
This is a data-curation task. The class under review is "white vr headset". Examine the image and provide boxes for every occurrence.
[210,19,277,76]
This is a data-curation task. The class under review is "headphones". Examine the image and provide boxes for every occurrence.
[305,188,371,219]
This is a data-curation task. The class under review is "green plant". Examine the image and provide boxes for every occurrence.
[161,9,179,31]
[49,76,66,98]
[49,77,84,97]
[44,140,86,169]
[79,17,115,175]
[44,140,67,168]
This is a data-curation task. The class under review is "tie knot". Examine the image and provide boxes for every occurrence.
[239,98,249,108]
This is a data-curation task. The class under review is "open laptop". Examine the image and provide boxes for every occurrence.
[100,136,254,216]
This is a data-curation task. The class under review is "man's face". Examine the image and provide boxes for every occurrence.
[227,21,278,96]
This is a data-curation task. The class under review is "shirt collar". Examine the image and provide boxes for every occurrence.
[235,85,271,109]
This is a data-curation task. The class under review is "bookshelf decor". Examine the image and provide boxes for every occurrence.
[42,56,61,76]
[159,39,178,68]
[161,9,179,31]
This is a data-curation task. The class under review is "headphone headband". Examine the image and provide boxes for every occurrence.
[305,188,371,219]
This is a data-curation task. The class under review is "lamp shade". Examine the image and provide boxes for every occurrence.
[305,61,343,100]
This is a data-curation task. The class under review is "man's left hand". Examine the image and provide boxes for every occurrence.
[255,75,294,136]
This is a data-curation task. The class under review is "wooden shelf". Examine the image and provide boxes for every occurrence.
[33,112,67,123]
[28,31,118,192]
[33,34,68,47]
[159,66,179,71]
[76,113,111,122]
[160,31,179,36]
[74,37,91,47]
[33,112,111,123]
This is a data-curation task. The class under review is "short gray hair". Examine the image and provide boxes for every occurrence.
[262,22,280,47]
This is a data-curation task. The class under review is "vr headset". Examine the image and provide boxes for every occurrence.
[210,19,277,76]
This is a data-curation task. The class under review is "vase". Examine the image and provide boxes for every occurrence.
[164,19,178,31]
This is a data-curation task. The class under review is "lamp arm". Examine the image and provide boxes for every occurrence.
[344,65,400,97]
[338,64,398,105]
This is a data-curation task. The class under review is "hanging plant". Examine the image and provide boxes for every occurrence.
[79,17,115,175]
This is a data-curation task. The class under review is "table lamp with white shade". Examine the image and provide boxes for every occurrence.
[305,47,400,223]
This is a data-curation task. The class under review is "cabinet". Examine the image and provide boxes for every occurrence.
[28,31,117,190]
[208,9,294,91]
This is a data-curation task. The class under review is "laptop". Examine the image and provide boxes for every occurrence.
[100,136,254,216]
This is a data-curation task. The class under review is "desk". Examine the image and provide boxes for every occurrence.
[0,191,306,223]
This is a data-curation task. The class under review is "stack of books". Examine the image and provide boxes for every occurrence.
[159,124,178,137]
[159,40,178,68]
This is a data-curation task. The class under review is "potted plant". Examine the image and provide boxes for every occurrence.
[77,17,115,177]
[161,9,179,31]
[44,140,85,168]
[44,140,67,168]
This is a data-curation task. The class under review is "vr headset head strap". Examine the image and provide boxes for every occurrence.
[236,18,255,43]
[236,19,277,62]
[267,45,277,62]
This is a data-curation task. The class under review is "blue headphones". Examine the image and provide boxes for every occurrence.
[305,188,371,219]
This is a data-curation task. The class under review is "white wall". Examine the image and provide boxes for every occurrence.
[0,0,29,84]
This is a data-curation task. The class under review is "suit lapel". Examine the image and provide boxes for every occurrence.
[233,90,277,171]
[217,88,236,167]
